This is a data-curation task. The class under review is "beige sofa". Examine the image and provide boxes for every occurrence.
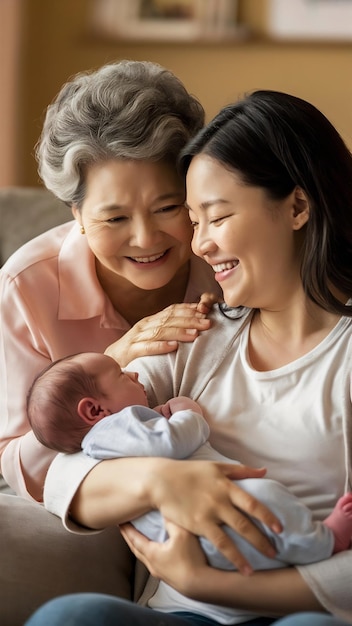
[0,186,72,266]
[0,494,136,624]
[0,188,143,624]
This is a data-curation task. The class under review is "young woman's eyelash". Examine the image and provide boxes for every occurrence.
[210,214,231,224]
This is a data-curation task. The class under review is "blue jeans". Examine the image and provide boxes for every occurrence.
[24,593,273,625]
[24,594,350,626]
[274,614,350,626]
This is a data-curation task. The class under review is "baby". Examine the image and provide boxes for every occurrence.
[27,352,352,570]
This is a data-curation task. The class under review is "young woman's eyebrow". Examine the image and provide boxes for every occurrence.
[185,199,229,211]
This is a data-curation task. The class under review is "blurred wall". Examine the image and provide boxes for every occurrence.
[11,0,352,186]
[0,0,21,186]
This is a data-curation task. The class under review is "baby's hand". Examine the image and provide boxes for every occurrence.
[154,401,173,419]
[156,397,203,418]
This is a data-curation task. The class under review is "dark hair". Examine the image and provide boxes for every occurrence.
[180,90,352,317]
[27,355,102,453]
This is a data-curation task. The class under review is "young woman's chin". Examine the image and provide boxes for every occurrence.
[219,285,244,309]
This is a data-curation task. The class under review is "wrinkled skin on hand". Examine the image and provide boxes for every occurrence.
[105,292,220,367]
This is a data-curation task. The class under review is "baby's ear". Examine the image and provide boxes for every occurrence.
[77,397,110,425]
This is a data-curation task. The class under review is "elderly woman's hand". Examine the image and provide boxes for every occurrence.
[105,296,218,367]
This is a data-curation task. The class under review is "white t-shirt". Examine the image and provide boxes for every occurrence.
[148,310,351,623]
[44,305,352,622]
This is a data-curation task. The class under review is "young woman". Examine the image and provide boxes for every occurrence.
[37,91,352,623]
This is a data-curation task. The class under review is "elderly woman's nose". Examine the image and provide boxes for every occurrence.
[130,218,161,247]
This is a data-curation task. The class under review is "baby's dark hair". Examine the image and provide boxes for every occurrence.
[27,354,102,453]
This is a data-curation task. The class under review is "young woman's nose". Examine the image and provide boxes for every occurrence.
[192,226,216,258]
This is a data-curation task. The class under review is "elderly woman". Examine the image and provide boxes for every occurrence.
[0,60,221,502]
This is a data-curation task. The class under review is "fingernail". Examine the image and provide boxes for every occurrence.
[271,522,283,534]
[186,329,198,335]
[266,546,277,558]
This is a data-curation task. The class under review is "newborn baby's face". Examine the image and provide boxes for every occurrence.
[78,352,149,413]
[107,366,149,412]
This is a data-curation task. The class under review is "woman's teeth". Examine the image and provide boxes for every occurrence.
[212,261,239,272]
[130,252,165,263]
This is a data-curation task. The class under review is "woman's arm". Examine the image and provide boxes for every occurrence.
[121,520,324,616]
[65,456,281,575]
[0,270,57,499]
[104,299,215,367]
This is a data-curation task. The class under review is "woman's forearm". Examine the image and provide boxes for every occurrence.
[121,522,324,616]
[69,457,167,529]
[186,566,323,616]
[70,457,284,574]
[2,432,57,500]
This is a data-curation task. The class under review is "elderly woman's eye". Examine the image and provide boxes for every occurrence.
[157,204,182,214]
[107,216,127,223]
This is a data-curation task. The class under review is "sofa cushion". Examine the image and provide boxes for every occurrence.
[0,494,135,625]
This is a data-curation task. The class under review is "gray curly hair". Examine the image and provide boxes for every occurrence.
[35,60,205,206]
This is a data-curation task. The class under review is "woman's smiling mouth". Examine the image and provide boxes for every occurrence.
[128,251,168,264]
[212,260,239,282]
[212,260,239,272]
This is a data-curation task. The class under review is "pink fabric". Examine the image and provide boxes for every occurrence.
[0,220,219,500]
